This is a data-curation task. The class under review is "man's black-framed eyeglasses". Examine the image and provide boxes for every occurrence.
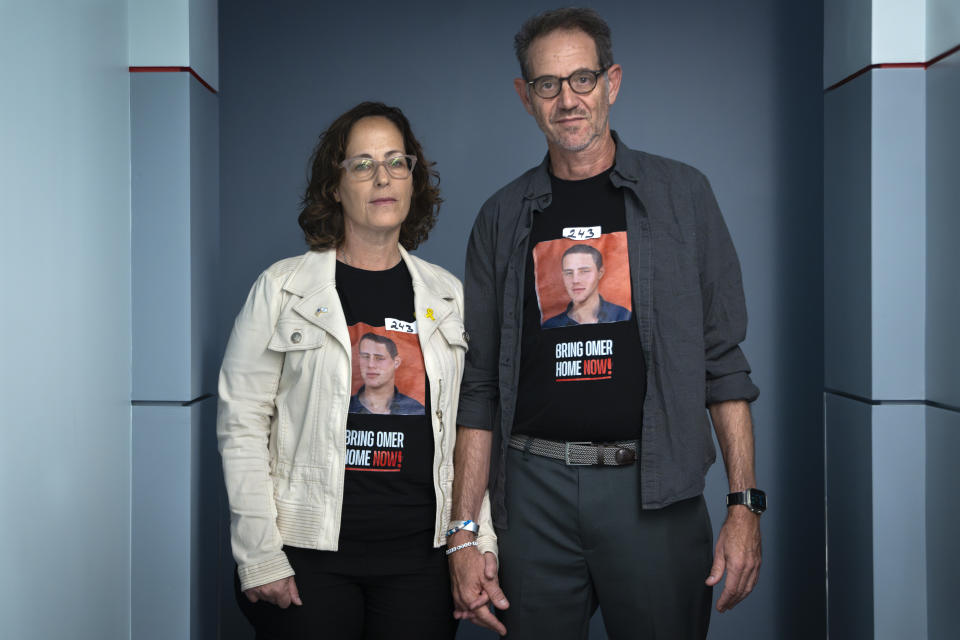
[527,68,608,99]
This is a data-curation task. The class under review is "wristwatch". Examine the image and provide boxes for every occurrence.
[726,488,767,514]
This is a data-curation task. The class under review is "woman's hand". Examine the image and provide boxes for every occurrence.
[244,576,303,609]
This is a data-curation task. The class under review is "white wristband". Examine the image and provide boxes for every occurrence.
[446,519,480,537]
[445,540,479,556]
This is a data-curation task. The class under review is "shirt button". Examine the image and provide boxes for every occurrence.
[291,331,302,344]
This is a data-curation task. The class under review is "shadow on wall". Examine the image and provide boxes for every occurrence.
[764,2,826,638]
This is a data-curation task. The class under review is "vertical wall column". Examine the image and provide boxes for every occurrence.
[128,2,221,639]
[0,3,133,638]
[823,2,960,638]
[923,34,960,640]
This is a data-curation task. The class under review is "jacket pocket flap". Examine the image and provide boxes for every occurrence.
[438,320,468,349]
[268,321,325,352]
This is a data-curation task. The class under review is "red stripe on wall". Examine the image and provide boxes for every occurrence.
[825,43,960,93]
[129,66,217,95]
[926,43,960,67]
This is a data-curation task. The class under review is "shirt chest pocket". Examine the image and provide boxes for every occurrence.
[267,320,328,464]
[267,320,328,391]
[268,320,327,352]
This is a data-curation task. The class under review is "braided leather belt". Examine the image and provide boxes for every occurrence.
[508,435,638,466]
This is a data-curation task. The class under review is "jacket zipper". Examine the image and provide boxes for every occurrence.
[435,378,444,432]
[435,376,447,543]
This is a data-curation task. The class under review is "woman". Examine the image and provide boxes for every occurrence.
[217,102,496,639]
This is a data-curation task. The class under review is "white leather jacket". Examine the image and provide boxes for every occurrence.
[218,248,497,591]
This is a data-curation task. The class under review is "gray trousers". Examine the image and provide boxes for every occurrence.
[496,447,713,640]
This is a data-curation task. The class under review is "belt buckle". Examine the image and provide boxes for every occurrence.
[612,443,636,465]
[564,441,597,465]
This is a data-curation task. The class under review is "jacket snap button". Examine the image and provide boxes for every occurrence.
[291,331,302,344]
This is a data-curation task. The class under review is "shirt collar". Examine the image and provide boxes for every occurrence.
[522,131,644,211]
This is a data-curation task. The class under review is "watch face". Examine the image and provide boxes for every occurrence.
[749,490,767,512]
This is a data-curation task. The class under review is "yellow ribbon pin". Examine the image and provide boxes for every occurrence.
[425,308,436,321]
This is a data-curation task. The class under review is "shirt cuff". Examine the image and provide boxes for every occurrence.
[237,552,295,592]
[705,372,760,406]
[456,396,495,430]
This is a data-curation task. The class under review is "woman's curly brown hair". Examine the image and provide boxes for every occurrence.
[298,102,442,251]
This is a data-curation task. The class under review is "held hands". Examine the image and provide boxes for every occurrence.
[448,535,509,636]
[705,506,762,612]
[244,575,303,609]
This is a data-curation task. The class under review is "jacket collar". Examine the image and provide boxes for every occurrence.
[282,250,350,354]
[280,246,457,348]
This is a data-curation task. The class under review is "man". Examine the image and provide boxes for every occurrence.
[447,7,764,639]
[542,244,630,328]
[349,332,424,415]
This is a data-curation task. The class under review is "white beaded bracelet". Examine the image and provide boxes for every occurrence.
[445,540,479,556]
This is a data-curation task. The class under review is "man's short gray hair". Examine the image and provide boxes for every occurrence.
[514,7,614,81]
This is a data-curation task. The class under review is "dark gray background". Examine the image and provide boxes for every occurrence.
[218,1,825,638]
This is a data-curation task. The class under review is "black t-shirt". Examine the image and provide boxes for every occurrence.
[514,168,647,441]
[335,260,436,557]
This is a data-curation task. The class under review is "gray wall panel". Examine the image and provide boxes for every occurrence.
[132,72,194,401]
[191,397,221,640]
[870,71,926,400]
[133,406,192,640]
[133,400,220,640]
[0,2,132,637]
[760,8,827,635]
[825,393,874,639]
[133,72,220,401]
[190,79,221,396]
[823,0,873,88]
[824,75,873,397]
[926,52,960,409]
[924,47,960,640]
[925,406,960,640]
[871,404,926,639]
[926,1,960,60]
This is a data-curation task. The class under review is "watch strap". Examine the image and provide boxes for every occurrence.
[726,488,766,514]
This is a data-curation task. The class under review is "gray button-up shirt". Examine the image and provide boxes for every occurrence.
[458,133,759,526]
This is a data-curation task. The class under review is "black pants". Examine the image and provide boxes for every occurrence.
[496,447,714,640]
[235,544,458,640]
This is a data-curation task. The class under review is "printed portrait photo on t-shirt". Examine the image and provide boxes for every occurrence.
[532,230,632,329]
[347,323,426,416]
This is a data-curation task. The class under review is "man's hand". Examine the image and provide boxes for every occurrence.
[706,399,761,612]
[244,576,302,609]
[705,507,761,612]
[449,543,509,635]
